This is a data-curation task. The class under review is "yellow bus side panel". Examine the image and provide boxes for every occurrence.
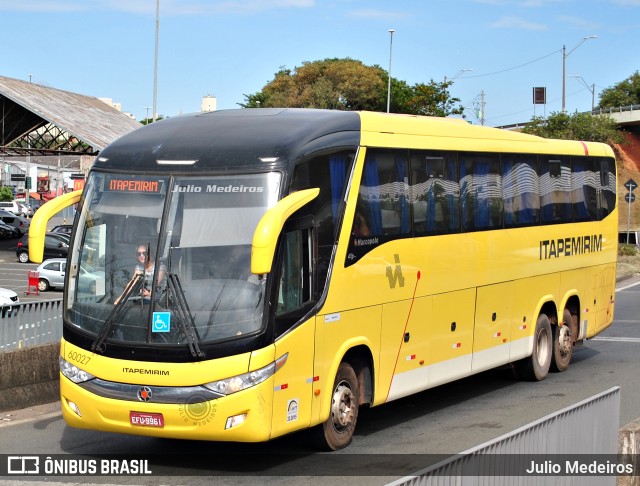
[594,265,616,335]
[383,288,476,402]
[472,283,514,373]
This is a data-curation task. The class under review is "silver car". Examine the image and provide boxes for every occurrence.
[35,258,67,291]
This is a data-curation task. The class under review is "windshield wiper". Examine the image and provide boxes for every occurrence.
[91,274,143,353]
[167,273,205,359]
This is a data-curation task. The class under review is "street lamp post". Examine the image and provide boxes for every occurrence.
[152,0,160,122]
[443,69,473,113]
[562,35,596,112]
[444,68,473,84]
[387,29,395,113]
[568,75,596,112]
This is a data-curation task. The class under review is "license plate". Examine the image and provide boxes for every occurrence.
[130,411,164,428]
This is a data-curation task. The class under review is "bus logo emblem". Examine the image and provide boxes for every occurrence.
[137,386,153,402]
[386,254,405,289]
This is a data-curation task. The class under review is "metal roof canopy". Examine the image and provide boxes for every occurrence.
[0,75,141,169]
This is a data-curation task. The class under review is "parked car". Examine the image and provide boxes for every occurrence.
[0,201,22,214]
[35,258,67,291]
[51,224,73,235]
[16,201,34,218]
[0,287,20,317]
[33,258,105,296]
[16,232,69,263]
[0,209,30,235]
[0,220,20,239]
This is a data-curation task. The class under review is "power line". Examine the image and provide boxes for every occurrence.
[461,48,562,79]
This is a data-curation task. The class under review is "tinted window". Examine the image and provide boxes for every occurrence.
[410,150,460,235]
[503,155,539,227]
[460,153,502,230]
[540,157,572,224]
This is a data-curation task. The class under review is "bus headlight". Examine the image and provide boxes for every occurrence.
[204,353,287,396]
[59,356,95,384]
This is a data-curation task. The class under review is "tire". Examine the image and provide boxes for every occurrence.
[311,362,360,451]
[18,251,29,263]
[38,279,50,292]
[551,309,573,372]
[515,314,552,381]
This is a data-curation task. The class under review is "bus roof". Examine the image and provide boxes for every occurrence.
[94,109,614,173]
[95,108,361,172]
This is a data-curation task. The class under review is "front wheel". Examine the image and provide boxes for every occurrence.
[515,314,552,381]
[311,362,359,451]
[38,279,50,292]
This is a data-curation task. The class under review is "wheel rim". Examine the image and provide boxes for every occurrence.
[19,252,28,263]
[536,328,550,365]
[38,280,47,291]
[330,381,355,432]
[557,325,572,357]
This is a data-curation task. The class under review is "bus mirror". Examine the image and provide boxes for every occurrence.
[251,188,320,274]
[28,190,82,263]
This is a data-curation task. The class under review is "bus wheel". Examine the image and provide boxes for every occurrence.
[515,314,552,381]
[312,362,359,451]
[551,309,573,372]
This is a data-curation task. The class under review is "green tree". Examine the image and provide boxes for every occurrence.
[597,71,640,109]
[240,58,463,116]
[522,111,623,145]
[0,185,13,202]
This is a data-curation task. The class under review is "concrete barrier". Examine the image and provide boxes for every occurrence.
[0,343,59,412]
[618,418,640,486]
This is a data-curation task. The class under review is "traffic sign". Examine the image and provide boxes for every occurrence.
[10,174,25,181]
[625,179,637,192]
[626,193,636,203]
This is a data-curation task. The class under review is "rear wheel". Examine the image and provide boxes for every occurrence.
[311,362,359,451]
[551,309,573,372]
[18,251,29,263]
[515,314,552,381]
[38,279,50,292]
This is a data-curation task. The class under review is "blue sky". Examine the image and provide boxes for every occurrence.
[0,0,638,127]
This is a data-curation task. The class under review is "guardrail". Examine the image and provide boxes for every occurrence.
[592,104,640,115]
[0,299,63,352]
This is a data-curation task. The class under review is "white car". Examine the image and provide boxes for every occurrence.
[0,287,20,318]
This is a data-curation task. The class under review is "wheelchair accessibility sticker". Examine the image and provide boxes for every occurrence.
[152,312,171,333]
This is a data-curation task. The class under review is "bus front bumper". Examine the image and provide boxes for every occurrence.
[60,374,273,442]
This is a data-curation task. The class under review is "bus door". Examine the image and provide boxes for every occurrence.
[270,225,316,437]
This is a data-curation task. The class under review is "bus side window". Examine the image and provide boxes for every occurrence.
[502,155,539,227]
[460,153,502,231]
[410,150,460,235]
[540,157,572,224]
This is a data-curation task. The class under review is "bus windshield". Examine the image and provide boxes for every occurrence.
[65,171,282,352]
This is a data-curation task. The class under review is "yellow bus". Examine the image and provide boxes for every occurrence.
[30,109,617,450]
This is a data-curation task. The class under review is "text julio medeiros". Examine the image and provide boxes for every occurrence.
[525,459,634,475]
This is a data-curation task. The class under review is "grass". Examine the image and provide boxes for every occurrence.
[618,245,640,281]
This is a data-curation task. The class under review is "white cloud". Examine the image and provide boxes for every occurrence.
[490,15,548,30]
